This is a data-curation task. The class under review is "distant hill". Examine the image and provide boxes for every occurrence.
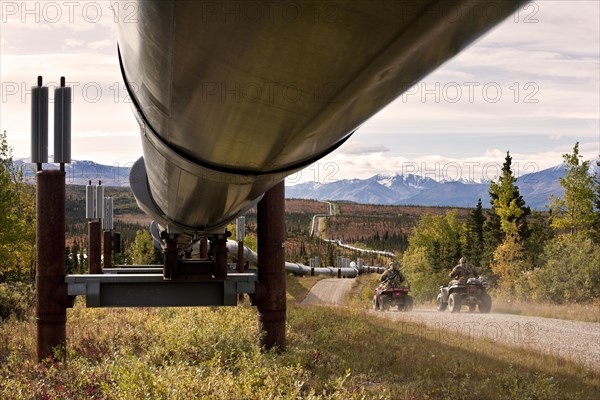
[15,159,132,187]
[286,161,599,210]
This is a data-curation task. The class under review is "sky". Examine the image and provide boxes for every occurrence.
[1,0,598,185]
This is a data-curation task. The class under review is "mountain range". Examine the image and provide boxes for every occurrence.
[285,162,599,210]
[15,159,132,187]
[14,159,598,210]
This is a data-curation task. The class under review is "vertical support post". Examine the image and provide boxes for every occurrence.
[88,221,102,274]
[199,237,208,259]
[163,235,178,280]
[102,230,112,269]
[236,216,245,272]
[36,170,66,362]
[237,242,244,272]
[256,180,286,351]
[213,234,228,278]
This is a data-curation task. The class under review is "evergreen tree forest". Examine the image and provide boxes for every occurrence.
[401,146,600,303]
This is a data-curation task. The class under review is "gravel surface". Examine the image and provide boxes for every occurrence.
[302,279,600,371]
[301,278,354,306]
[369,308,600,371]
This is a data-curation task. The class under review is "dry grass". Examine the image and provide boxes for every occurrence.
[287,274,329,304]
[491,298,600,323]
[0,276,598,399]
[114,213,153,226]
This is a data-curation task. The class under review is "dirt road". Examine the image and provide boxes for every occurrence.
[373,308,600,371]
[302,279,600,371]
[301,278,354,306]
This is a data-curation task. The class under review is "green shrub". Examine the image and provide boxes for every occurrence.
[402,247,448,301]
[0,282,33,321]
[531,234,600,303]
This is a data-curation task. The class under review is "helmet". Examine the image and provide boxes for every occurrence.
[459,257,466,265]
[389,261,398,270]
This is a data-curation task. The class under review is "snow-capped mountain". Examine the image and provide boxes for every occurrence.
[14,159,132,187]
[13,158,597,209]
[285,163,593,210]
[375,173,440,199]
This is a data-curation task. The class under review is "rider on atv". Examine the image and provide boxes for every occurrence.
[448,257,477,285]
[380,262,405,290]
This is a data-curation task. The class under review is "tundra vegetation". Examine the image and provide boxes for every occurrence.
[1,131,599,398]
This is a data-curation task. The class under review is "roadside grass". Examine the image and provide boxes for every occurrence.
[0,275,598,399]
[490,298,600,323]
[346,273,381,309]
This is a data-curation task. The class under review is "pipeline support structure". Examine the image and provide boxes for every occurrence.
[256,181,286,351]
[36,170,67,362]
[34,0,528,359]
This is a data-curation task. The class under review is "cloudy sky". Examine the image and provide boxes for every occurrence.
[1,1,598,184]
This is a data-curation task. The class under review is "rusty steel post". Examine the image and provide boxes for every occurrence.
[163,235,178,280]
[36,170,67,362]
[88,221,102,274]
[199,237,208,259]
[102,230,112,269]
[256,180,286,351]
[236,240,245,302]
[213,234,228,278]
[237,241,244,272]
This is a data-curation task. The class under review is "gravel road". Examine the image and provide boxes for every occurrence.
[369,308,600,371]
[301,278,354,306]
[302,279,600,371]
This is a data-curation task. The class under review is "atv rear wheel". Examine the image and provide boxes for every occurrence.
[404,295,414,311]
[380,296,390,311]
[448,293,461,313]
[436,293,447,312]
[479,293,492,313]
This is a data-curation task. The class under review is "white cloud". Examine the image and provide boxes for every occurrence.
[1,0,598,182]
[338,143,390,155]
[0,1,123,32]
[290,139,599,184]
[89,39,112,50]
[64,38,84,48]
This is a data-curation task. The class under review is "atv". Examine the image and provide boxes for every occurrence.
[436,277,491,313]
[373,287,413,311]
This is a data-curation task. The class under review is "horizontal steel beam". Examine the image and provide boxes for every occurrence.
[66,273,256,308]
[103,267,163,274]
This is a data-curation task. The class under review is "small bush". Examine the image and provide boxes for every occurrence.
[531,234,600,303]
[0,282,34,321]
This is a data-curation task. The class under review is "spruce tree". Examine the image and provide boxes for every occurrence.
[464,198,485,269]
[484,152,531,288]
[489,151,531,238]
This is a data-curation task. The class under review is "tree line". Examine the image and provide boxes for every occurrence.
[401,144,600,303]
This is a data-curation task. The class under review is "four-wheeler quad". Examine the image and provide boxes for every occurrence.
[436,277,492,313]
[373,287,413,311]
